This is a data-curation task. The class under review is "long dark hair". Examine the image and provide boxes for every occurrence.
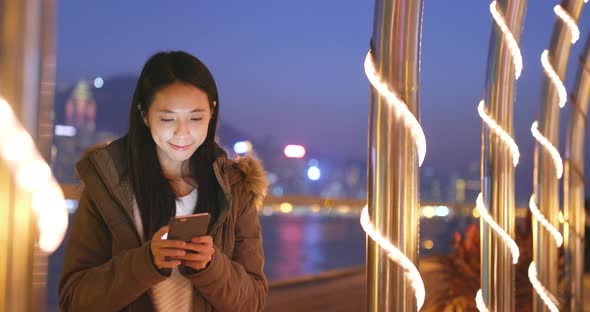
[127,51,221,239]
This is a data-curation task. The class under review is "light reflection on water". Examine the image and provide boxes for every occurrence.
[261,214,366,281]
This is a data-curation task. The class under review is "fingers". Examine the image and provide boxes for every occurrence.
[153,226,170,241]
[156,248,186,259]
[151,226,188,270]
[152,239,186,250]
[176,252,211,262]
[152,234,214,271]
[152,247,185,270]
[176,236,214,270]
[183,242,214,256]
[190,236,213,244]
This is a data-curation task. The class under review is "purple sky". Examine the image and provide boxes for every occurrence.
[56,1,590,203]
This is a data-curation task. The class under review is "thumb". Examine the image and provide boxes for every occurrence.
[153,226,170,241]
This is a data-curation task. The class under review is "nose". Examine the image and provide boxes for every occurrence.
[174,120,190,137]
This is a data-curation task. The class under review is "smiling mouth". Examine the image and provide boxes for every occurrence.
[169,143,191,151]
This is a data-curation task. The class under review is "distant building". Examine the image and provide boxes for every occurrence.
[65,81,96,133]
[52,80,118,183]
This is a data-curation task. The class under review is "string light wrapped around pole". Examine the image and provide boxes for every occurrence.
[563,32,590,312]
[476,1,527,311]
[364,0,425,310]
[532,1,586,310]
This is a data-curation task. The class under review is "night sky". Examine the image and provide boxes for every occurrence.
[56,1,590,203]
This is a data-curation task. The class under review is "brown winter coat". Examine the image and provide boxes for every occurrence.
[58,137,269,311]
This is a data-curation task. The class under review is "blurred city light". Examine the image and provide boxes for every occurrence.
[279,202,293,214]
[308,158,319,167]
[422,239,434,250]
[93,77,104,88]
[261,206,273,216]
[284,144,306,158]
[55,124,76,137]
[272,186,284,196]
[65,199,78,214]
[307,165,321,180]
[434,205,449,217]
[267,172,278,185]
[233,140,252,154]
[422,206,435,219]
[337,205,351,214]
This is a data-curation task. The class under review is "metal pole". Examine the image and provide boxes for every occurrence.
[366,0,423,311]
[0,0,56,311]
[480,1,527,311]
[533,1,585,311]
[564,33,590,312]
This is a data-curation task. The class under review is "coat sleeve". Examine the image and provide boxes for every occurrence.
[185,194,268,311]
[58,191,167,311]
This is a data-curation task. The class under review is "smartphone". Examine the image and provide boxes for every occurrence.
[167,212,211,242]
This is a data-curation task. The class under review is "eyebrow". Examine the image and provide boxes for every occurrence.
[157,109,206,113]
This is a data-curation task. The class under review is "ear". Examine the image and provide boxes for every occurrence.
[211,101,217,117]
[138,104,149,127]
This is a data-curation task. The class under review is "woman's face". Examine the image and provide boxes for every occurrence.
[146,82,213,172]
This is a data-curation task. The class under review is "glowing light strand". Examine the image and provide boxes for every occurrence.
[476,193,520,264]
[541,50,567,108]
[0,96,68,253]
[531,121,563,179]
[478,100,520,166]
[490,1,523,79]
[360,206,425,310]
[475,193,520,312]
[526,3,586,310]
[529,262,560,312]
[364,51,426,166]
[475,290,489,312]
[529,195,563,247]
[554,5,580,44]
[362,49,426,310]
[476,3,524,303]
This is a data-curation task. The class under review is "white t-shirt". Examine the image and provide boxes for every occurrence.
[132,189,197,312]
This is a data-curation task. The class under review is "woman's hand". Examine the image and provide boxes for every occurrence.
[150,226,188,270]
[177,236,215,271]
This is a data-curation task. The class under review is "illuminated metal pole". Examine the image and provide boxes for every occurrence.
[533,1,585,311]
[478,1,526,311]
[564,33,590,312]
[0,0,56,311]
[366,0,424,311]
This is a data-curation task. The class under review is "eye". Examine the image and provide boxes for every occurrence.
[160,118,174,122]
[191,118,203,121]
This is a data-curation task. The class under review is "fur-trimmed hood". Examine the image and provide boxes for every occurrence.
[215,155,268,209]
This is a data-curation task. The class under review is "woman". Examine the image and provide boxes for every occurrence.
[59,51,268,311]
